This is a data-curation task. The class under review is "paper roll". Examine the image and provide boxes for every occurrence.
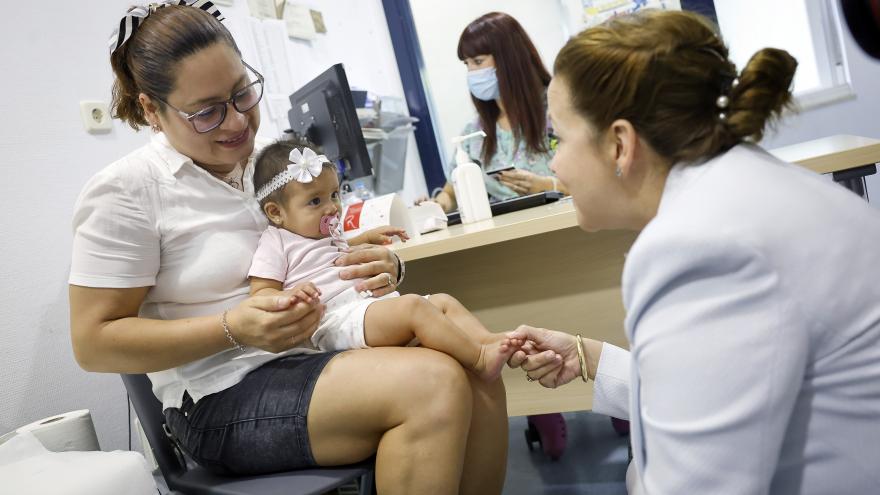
[14,409,100,452]
[341,193,420,241]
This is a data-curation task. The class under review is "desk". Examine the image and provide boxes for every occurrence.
[769,134,880,174]
[392,135,880,417]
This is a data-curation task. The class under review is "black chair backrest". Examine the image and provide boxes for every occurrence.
[121,373,186,481]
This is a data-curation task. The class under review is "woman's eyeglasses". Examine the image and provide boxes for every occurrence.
[155,61,264,134]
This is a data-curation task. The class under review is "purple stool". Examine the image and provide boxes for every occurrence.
[524,413,567,460]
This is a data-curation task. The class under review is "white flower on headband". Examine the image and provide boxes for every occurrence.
[254,146,331,201]
[288,147,328,184]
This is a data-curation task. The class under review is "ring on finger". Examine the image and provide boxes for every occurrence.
[384,272,395,288]
[526,375,535,382]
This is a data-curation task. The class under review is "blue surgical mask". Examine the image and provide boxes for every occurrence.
[467,67,500,101]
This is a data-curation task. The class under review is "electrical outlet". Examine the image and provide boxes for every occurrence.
[79,100,112,133]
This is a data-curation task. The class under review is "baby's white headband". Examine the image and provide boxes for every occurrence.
[255,147,330,201]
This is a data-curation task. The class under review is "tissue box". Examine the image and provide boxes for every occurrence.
[408,201,448,234]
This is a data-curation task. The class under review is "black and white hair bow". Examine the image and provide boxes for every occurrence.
[108,0,225,54]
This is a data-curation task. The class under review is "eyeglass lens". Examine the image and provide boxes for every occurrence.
[191,78,264,133]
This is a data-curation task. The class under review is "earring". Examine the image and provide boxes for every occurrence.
[615,166,622,177]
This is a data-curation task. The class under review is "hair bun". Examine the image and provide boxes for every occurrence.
[726,48,798,142]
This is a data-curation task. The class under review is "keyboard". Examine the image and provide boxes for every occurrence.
[445,191,565,226]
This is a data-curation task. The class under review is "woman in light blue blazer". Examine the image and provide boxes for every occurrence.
[507,10,880,495]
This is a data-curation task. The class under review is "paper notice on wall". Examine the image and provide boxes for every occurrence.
[263,19,296,94]
[267,94,291,133]
[284,2,317,40]
[248,17,276,92]
[248,18,296,94]
[310,9,327,34]
[580,0,680,28]
[248,0,278,19]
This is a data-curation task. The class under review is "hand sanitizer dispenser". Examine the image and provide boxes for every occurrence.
[450,131,492,224]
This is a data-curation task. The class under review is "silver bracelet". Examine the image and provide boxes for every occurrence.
[393,252,406,287]
[221,310,245,352]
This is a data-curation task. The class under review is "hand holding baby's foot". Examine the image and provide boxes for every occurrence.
[474,333,525,382]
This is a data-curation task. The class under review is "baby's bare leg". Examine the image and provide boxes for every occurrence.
[426,293,494,342]
[364,295,480,357]
[364,295,520,382]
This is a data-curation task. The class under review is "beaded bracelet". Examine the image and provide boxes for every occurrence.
[576,334,589,383]
[221,310,245,352]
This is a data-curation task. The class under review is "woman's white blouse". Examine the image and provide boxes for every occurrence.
[591,343,631,421]
[70,134,316,410]
[592,144,880,494]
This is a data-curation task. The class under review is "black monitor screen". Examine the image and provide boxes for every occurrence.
[287,64,373,180]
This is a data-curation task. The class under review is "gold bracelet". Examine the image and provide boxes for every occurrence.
[575,334,589,382]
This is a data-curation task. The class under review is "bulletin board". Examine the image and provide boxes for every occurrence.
[561,0,717,34]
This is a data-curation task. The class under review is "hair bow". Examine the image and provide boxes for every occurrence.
[288,147,330,184]
[255,146,331,201]
[108,0,224,54]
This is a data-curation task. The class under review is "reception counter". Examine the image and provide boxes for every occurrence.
[392,135,880,416]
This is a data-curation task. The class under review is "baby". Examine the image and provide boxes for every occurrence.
[248,140,521,381]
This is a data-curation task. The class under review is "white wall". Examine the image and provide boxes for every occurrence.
[715,0,824,93]
[757,7,880,202]
[410,0,570,175]
[0,0,149,451]
[0,0,418,452]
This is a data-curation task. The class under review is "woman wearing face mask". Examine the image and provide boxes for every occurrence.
[429,12,567,213]
[424,11,574,460]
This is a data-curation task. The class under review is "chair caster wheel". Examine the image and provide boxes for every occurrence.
[524,422,540,452]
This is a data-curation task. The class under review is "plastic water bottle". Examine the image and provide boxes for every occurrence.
[354,181,373,202]
[340,183,358,206]
[450,131,492,224]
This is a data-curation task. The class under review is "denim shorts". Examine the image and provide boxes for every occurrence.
[164,351,340,475]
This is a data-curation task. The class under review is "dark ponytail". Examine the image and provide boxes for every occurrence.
[726,48,798,143]
[109,5,240,129]
[110,40,145,128]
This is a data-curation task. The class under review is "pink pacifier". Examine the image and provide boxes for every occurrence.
[320,215,341,238]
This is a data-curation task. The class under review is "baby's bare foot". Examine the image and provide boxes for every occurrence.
[475,335,524,382]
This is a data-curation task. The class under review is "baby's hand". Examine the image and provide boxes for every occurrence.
[286,282,321,304]
[353,226,410,246]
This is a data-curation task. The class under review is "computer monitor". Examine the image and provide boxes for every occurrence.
[288,64,373,180]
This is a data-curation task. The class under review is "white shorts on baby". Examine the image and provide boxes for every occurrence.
[310,287,400,351]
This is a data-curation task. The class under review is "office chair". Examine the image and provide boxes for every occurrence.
[121,374,374,495]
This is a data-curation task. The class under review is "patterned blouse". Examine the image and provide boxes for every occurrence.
[449,119,557,201]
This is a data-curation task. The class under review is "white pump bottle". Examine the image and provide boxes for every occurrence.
[450,131,492,224]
